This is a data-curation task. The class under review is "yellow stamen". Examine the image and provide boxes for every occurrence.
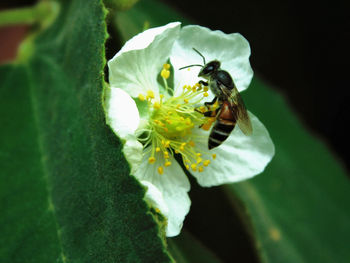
[148,157,156,164]
[203,160,211,166]
[138,94,145,101]
[163,63,171,70]
[191,163,197,171]
[161,69,170,79]
[164,151,169,159]
[203,92,209,97]
[165,161,171,167]
[184,98,189,103]
[203,87,209,92]
[156,147,161,152]
[147,90,155,99]
[153,101,161,109]
[198,166,204,172]
[158,166,164,174]
[212,154,217,159]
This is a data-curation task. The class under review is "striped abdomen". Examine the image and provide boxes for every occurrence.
[208,101,237,150]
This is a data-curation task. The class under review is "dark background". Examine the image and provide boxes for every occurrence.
[164,0,350,171]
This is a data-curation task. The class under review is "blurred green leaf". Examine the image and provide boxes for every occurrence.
[0,0,172,262]
[168,230,223,263]
[115,1,350,262]
[227,77,350,263]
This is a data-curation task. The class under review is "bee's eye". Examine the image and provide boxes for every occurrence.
[202,65,214,74]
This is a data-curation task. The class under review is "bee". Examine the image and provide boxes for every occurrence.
[180,48,252,149]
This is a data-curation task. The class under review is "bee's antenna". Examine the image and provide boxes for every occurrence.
[192,47,206,65]
[179,64,203,70]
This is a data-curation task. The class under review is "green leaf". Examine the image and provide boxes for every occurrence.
[0,0,172,262]
[168,230,223,263]
[114,1,350,262]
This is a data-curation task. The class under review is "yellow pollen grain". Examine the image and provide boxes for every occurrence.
[191,163,197,171]
[138,94,145,101]
[185,164,190,170]
[164,151,169,159]
[203,160,211,166]
[165,141,170,147]
[161,69,170,79]
[163,63,171,69]
[158,166,164,174]
[197,157,203,163]
[212,154,217,159]
[156,147,161,152]
[153,101,161,109]
[147,90,155,99]
[165,161,171,167]
[148,157,156,164]
[198,166,204,172]
[203,92,209,97]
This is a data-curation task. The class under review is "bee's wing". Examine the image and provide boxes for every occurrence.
[227,85,253,135]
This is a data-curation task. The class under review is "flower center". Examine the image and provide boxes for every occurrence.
[138,64,217,174]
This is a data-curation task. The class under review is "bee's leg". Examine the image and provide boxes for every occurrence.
[204,96,217,108]
[198,80,209,86]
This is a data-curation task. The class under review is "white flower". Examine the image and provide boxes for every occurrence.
[104,22,275,237]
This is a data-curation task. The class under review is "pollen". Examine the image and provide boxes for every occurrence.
[212,154,217,159]
[203,92,209,97]
[165,161,171,167]
[158,166,164,174]
[153,101,161,109]
[146,90,155,99]
[148,157,156,164]
[156,147,161,152]
[203,160,211,166]
[161,68,170,79]
[138,94,145,101]
[191,163,197,171]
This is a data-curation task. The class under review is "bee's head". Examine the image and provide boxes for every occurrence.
[198,60,221,79]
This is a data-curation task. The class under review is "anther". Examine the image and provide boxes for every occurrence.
[153,102,161,109]
[191,163,197,171]
[148,157,156,164]
[138,94,145,101]
[198,166,204,172]
[165,161,171,167]
[203,160,211,166]
[158,166,164,174]
[147,90,155,99]
[156,147,161,152]
[212,154,217,159]
[163,63,171,70]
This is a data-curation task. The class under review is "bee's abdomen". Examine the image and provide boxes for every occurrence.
[208,119,236,149]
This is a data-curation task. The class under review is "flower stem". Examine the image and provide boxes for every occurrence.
[0,1,58,27]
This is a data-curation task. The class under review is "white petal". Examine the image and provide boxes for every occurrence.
[140,180,169,218]
[134,151,191,237]
[105,87,140,139]
[108,22,181,98]
[192,112,275,187]
[171,25,253,95]
[123,135,144,175]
